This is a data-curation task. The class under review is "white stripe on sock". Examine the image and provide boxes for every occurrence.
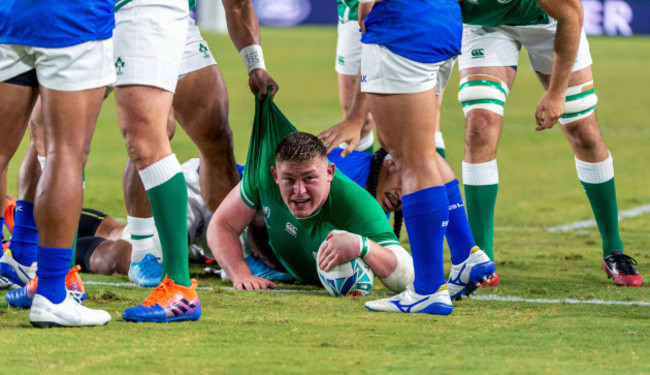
[138,154,182,191]
[462,159,499,186]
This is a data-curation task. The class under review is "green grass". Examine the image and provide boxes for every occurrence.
[2,28,650,374]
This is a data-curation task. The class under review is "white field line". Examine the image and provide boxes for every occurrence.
[114,203,650,235]
[546,203,650,232]
[84,281,650,306]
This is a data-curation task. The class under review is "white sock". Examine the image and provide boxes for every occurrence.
[127,216,157,263]
[575,152,614,184]
[462,159,499,186]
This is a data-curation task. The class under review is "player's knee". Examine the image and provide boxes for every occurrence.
[559,81,598,125]
[458,74,509,117]
[378,245,414,293]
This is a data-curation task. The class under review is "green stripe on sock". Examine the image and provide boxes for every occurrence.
[360,144,374,154]
[581,178,623,256]
[464,184,498,260]
[147,173,191,287]
[436,147,446,159]
[131,234,154,240]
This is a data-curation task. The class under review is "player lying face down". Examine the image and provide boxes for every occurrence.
[207,132,414,292]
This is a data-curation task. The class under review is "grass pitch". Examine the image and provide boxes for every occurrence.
[2,27,650,374]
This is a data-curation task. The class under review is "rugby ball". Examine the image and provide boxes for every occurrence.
[317,257,375,297]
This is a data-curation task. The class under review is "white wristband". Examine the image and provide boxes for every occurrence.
[240,44,266,74]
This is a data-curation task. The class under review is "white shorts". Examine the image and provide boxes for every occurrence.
[335,21,362,76]
[458,21,593,75]
[179,18,217,78]
[0,39,115,91]
[360,43,455,94]
[113,0,189,93]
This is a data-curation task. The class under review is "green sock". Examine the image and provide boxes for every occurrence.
[436,147,446,159]
[464,184,498,260]
[147,173,191,286]
[581,178,623,256]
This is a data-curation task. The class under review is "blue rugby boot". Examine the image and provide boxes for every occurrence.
[447,247,496,300]
[128,253,163,288]
[0,249,36,287]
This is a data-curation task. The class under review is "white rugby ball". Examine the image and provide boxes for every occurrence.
[317,257,375,297]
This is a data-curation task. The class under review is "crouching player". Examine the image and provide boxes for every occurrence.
[208,97,414,293]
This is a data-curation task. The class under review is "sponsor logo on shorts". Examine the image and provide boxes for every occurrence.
[360,75,367,83]
[285,222,298,237]
[471,48,485,59]
[442,220,449,227]
[115,57,125,75]
[337,55,345,65]
[199,43,210,59]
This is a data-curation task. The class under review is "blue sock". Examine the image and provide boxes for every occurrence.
[36,246,72,304]
[10,200,38,266]
[401,186,448,295]
[445,180,477,265]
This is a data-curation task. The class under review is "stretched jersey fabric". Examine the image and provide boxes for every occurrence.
[460,0,549,27]
[0,0,115,48]
[337,0,359,23]
[239,96,400,285]
[361,0,462,64]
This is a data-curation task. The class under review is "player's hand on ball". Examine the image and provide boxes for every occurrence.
[249,69,279,99]
[233,275,277,291]
[317,230,363,272]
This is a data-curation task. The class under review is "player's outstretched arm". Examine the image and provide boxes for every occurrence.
[318,82,370,157]
[207,183,277,290]
[535,0,584,130]
[222,0,278,98]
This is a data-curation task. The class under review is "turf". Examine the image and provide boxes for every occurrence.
[2,27,650,374]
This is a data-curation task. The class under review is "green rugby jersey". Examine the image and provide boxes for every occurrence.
[240,96,400,285]
[337,0,358,23]
[460,0,549,27]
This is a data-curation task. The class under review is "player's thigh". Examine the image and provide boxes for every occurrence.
[175,65,229,144]
[337,73,359,113]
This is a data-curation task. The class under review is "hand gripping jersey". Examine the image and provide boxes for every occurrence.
[0,0,115,48]
[361,0,462,64]
[239,96,400,285]
[460,0,549,27]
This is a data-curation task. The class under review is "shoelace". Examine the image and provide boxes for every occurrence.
[610,252,638,275]
[143,277,175,307]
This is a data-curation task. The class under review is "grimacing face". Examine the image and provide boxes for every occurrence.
[375,158,402,213]
[271,157,335,219]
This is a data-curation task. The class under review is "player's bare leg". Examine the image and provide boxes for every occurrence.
[538,66,642,286]
[174,64,238,212]
[0,82,38,286]
[460,66,517,273]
